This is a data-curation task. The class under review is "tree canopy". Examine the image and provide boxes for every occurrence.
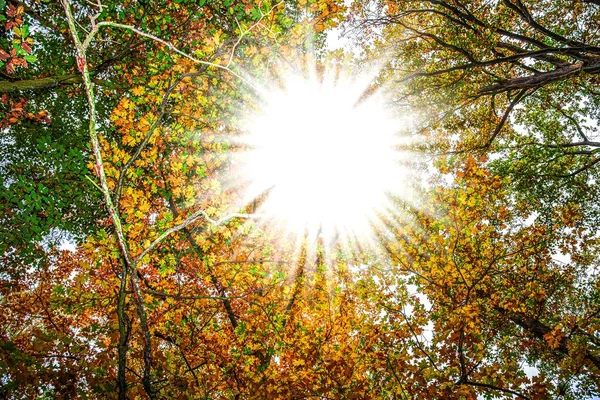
[0,0,599,399]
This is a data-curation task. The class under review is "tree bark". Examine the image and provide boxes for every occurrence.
[505,310,600,371]
[0,72,112,93]
[0,74,84,93]
[117,257,130,400]
[480,57,600,95]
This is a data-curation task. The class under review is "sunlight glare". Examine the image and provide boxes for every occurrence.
[239,70,409,237]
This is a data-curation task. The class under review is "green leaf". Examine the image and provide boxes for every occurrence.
[53,284,66,296]
[251,7,262,21]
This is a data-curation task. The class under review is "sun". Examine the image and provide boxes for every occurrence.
[236,68,410,239]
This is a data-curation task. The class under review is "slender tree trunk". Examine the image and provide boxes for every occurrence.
[61,1,157,398]
[116,258,130,400]
[130,269,157,399]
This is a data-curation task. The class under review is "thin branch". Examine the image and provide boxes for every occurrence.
[226,4,284,68]
[463,380,531,400]
[30,353,81,360]
[90,18,262,91]
[115,69,209,204]
[548,157,600,178]
[135,210,259,265]
[145,289,247,301]
[163,191,240,330]
[557,108,590,142]
[479,88,530,149]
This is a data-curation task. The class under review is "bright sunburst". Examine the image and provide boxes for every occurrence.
[235,66,411,239]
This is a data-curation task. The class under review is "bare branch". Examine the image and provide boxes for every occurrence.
[398,48,598,84]
[480,63,584,95]
[226,3,284,68]
[502,0,597,50]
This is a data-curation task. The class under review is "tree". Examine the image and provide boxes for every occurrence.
[2,0,599,398]
[343,1,600,396]
[3,0,353,398]
[348,0,600,227]
[372,156,600,398]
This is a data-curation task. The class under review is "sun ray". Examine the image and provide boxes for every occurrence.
[221,58,417,250]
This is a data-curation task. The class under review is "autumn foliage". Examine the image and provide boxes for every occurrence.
[0,0,599,399]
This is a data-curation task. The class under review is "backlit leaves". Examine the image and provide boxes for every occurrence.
[1,0,599,399]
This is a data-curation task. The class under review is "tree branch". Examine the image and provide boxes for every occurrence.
[479,88,530,149]
[135,210,259,265]
[462,380,531,400]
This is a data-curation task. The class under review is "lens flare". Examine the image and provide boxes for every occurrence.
[234,67,412,240]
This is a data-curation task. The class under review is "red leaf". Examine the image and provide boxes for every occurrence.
[6,4,16,18]
[12,57,26,67]
[76,56,86,72]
